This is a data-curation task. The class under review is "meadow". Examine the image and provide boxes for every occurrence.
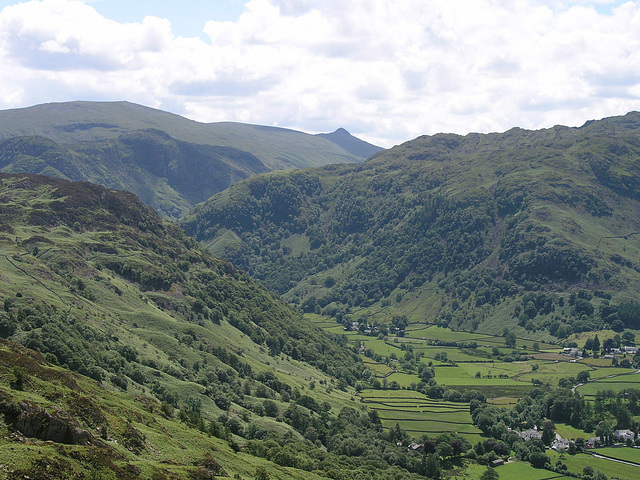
[360,389,484,443]
[548,450,640,480]
[309,313,640,452]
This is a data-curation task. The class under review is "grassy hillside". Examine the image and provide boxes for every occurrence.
[180,111,640,341]
[0,132,270,219]
[0,101,373,169]
[0,172,441,479]
[0,101,379,219]
[0,339,331,480]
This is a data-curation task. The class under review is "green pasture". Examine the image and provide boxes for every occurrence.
[590,372,640,383]
[554,423,589,441]
[435,365,475,379]
[419,346,489,363]
[587,367,637,379]
[577,381,638,396]
[580,357,619,367]
[594,447,640,464]
[437,372,526,387]
[447,384,542,399]
[516,361,591,384]
[376,410,468,424]
[548,450,640,480]
[362,358,395,377]
[488,397,518,408]
[405,325,493,344]
[460,460,575,480]
[385,372,420,387]
[456,361,533,378]
[577,371,640,396]
[361,389,465,407]
[361,338,403,357]
[359,388,482,441]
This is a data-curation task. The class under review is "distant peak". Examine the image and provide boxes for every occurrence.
[316,127,383,160]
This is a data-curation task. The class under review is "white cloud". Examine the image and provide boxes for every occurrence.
[0,0,639,147]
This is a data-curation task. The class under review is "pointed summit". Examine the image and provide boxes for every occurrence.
[316,127,383,159]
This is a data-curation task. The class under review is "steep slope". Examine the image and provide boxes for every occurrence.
[0,102,378,219]
[181,112,640,341]
[0,131,269,219]
[0,173,428,480]
[0,339,329,480]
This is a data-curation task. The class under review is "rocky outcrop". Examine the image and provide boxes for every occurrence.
[2,400,104,446]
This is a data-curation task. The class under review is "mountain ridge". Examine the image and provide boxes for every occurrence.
[180,110,640,341]
[0,100,378,168]
[0,101,382,219]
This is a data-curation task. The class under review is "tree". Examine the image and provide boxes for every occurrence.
[611,319,625,332]
[622,330,636,346]
[577,370,590,383]
[11,367,26,391]
[596,420,614,446]
[423,453,441,480]
[480,468,500,480]
[505,332,516,348]
[541,420,555,446]
[263,400,278,417]
[529,451,550,468]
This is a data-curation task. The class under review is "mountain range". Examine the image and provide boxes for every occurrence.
[2,105,640,478]
[0,101,381,219]
[181,111,640,341]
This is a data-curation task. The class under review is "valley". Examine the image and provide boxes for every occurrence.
[1,107,640,479]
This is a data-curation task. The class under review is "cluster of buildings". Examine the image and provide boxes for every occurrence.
[561,345,638,359]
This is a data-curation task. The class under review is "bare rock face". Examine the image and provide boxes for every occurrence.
[5,401,102,446]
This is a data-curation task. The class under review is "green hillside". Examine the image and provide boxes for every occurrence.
[180,111,640,341]
[0,172,438,479]
[0,101,380,219]
[0,101,379,169]
[0,132,270,219]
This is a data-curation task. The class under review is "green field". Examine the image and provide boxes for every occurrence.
[360,389,483,442]
[549,450,640,480]
[362,357,395,377]
[577,379,640,396]
[587,367,637,379]
[554,423,590,441]
[594,447,640,464]
[309,313,640,456]
[459,460,575,480]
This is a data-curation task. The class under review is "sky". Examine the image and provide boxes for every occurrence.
[0,0,639,147]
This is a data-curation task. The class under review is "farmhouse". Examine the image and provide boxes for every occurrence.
[614,429,635,442]
[551,434,570,451]
[516,428,543,441]
[408,442,424,453]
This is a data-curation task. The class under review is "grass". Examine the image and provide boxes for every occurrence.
[554,423,590,441]
[578,381,640,396]
[310,312,639,453]
[0,339,326,480]
[359,388,483,442]
[459,459,575,479]
[548,450,640,480]
[593,447,640,464]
